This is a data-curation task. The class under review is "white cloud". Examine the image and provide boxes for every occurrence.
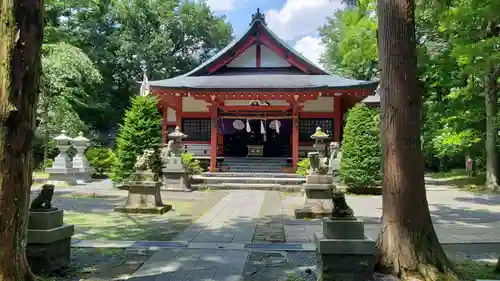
[205,0,236,12]
[266,0,344,41]
[293,36,326,68]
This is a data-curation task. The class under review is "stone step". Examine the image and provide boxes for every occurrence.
[192,183,302,192]
[223,161,286,166]
[224,168,285,173]
[192,175,306,185]
[202,172,303,178]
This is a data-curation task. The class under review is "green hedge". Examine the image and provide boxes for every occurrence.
[340,104,381,188]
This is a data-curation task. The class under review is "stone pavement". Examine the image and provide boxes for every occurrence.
[173,190,265,243]
[129,248,247,281]
[281,186,500,244]
[67,187,500,281]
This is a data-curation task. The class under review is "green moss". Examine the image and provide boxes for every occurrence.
[456,260,500,281]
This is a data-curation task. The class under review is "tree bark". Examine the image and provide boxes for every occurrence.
[0,0,43,280]
[375,0,459,280]
[485,65,500,192]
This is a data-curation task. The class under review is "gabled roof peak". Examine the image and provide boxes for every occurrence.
[250,8,266,26]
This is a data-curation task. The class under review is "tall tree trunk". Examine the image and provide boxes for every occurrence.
[485,65,500,192]
[0,0,43,280]
[375,0,458,280]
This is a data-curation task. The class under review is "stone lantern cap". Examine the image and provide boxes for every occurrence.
[311,127,329,140]
[168,126,187,140]
[72,132,90,147]
[53,130,72,146]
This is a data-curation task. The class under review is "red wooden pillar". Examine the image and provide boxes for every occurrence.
[292,106,300,171]
[209,105,218,172]
[162,107,168,144]
[334,95,342,142]
[176,96,182,129]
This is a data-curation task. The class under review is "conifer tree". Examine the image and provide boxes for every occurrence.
[111,95,162,183]
[340,103,381,187]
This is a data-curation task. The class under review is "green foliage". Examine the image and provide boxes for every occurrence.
[111,96,162,183]
[340,104,381,188]
[296,158,310,177]
[86,147,116,176]
[44,0,233,131]
[319,0,378,80]
[181,153,203,175]
[39,42,103,138]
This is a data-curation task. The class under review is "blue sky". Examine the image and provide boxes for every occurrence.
[205,0,345,66]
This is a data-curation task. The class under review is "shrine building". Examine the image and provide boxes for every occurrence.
[148,9,378,172]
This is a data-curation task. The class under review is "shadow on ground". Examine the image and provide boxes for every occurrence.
[38,188,500,281]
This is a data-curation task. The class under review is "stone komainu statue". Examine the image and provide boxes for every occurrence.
[134,149,157,172]
[331,190,354,218]
[160,140,174,160]
[30,184,55,210]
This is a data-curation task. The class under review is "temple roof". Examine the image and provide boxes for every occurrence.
[149,9,378,92]
[149,74,376,91]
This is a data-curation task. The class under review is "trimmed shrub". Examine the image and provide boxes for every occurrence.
[340,103,381,188]
[182,153,203,175]
[296,158,310,177]
[86,147,115,176]
[111,96,162,183]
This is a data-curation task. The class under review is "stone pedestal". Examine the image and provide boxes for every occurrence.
[295,174,335,219]
[314,217,376,281]
[161,156,192,192]
[46,130,77,185]
[26,209,74,275]
[72,132,94,184]
[115,171,172,214]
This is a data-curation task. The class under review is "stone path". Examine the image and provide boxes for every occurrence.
[60,187,500,281]
[129,248,247,281]
[281,187,500,244]
[253,191,286,242]
[174,190,265,243]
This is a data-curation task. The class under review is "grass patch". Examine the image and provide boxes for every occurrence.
[425,170,492,193]
[441,173,488,193]
[457,260,500,281]
[280,191,300,199]
[33,171,49,179]
[425,169,469,179]
[345,186,382,195]
[59,193,110,199]
[286,272,306,281]
[64,201,197,241]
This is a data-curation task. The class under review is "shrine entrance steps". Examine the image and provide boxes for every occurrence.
[220,157,288,173]
[192,172,305,191]
[192,157,305,191]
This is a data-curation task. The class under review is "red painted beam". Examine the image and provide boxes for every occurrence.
[219,105,292,112]
[259,32,311,74]
[207,37,257,74]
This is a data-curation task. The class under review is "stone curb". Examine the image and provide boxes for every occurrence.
[71,240,500,252]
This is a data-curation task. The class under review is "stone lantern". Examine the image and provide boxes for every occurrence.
[160,126,191,191]
[46,130,77,185]
[311,127,330,160]
[72,132,94,184]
